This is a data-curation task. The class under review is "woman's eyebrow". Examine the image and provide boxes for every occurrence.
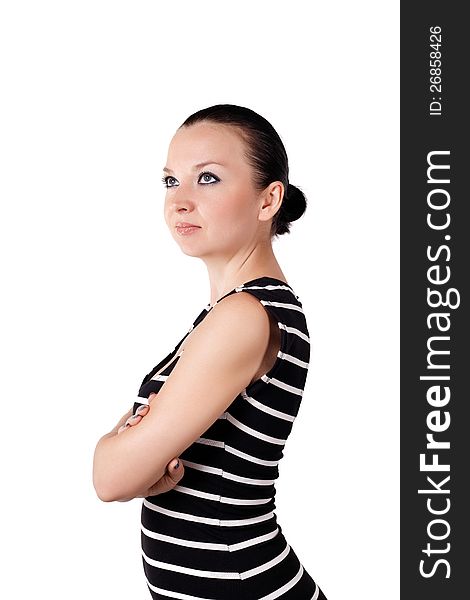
[162,161,226,174]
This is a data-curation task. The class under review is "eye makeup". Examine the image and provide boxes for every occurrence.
[161,171,221,188]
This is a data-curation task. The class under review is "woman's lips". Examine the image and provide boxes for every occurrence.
[175,224,201,236]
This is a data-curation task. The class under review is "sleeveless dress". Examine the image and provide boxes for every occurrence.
[132,276,327,600]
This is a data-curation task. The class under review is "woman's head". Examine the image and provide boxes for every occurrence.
[162,104,307,257]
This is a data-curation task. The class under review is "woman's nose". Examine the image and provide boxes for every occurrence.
[169,187,196,212]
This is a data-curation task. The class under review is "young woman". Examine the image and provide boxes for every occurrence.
[93,104,328,599]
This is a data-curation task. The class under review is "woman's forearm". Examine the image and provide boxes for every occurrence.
[93,405,167,502]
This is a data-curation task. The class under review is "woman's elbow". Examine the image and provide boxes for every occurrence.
[93,442,122,502]
[93,452,144,502]
[93,465,118,502]
[92,465,116,501]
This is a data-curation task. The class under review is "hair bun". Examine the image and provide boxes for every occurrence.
[282,183,307,222]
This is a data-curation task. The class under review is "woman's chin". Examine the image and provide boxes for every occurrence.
[175,241,204,258]
[179,248,202,257]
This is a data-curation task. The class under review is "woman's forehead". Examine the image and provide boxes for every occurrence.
[166,124,247,169]
[172,121,242,148]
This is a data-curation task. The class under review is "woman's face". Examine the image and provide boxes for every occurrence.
[162,122,270,258]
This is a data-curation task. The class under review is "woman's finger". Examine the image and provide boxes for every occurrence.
[167,458,184,480]
[143,460,185,497]
[127,414,141,424]
[117,414,141,434]
[117,403,151,434]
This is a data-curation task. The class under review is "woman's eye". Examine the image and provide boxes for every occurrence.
[161,176,177,188]
[161,172,219,188]
[199,171,219,185]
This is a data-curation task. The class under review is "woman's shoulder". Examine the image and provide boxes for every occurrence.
[200,291,272,341]
[175,293,273,390]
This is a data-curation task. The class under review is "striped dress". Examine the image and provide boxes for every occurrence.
[132,276,327,600]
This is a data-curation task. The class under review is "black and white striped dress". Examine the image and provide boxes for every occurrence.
[132,276,327,599]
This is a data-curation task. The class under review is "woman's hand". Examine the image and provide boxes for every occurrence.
[117,403,150,433]
[134,456,185,498]
[117,392,158,433]
[116,392,185,500]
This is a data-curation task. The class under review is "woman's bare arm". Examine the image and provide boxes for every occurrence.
[109,402,185,501]
[92,292,269,503]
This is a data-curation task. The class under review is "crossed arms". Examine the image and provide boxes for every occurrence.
[92,291,270,502]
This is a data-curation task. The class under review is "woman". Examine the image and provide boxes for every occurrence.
[93,104,328,599]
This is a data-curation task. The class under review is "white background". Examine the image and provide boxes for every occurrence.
[0,1,399,598]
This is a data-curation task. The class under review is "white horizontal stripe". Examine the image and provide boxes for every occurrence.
[241,390,295,422]
[149,374,167,382]
[178,460,220,477]
[223,471,275,486]
[262,374,304,396]
[225,412,287,445]
[238,284,294,292]
[240,542,291,580]
[141,524,229,550]
[260,299,304,313]
[143,499,275,526]
[196,437,224,447]
[229,526,280,551]
[258,563,305,600]
[196,436,280,467]
[279,350,309,368]
[142,548,240,579]
[279,322,310,343]
[141,523,280,551]
[195,437,280,467]
[182,459,276,486]
[173,484,272,505]
[145,574,318,600]
[142,543,291,581]
[143,499,220,525]
[145,575,215,599]
[143,562,313,600]
[224,443,279,466]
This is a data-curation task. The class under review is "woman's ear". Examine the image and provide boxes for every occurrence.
[259,181,284,222]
